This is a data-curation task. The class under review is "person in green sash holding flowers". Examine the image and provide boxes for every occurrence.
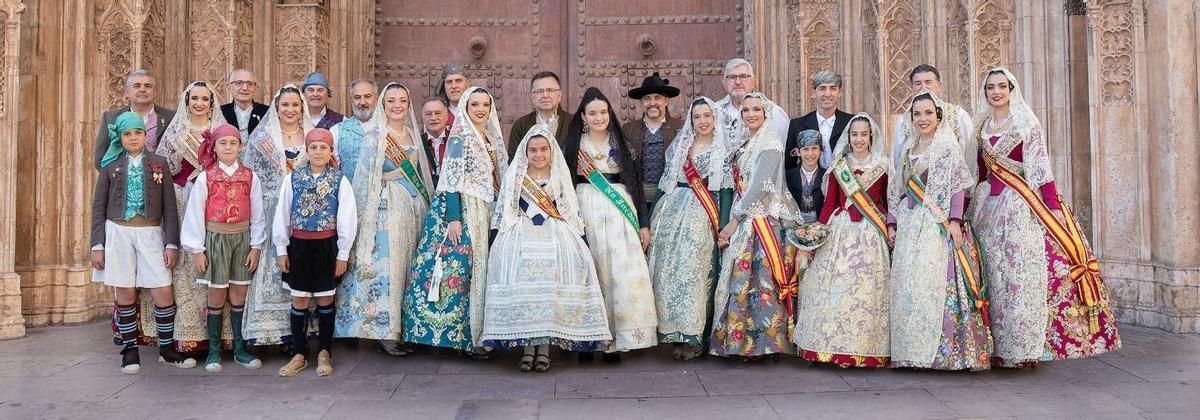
[334,82,435,356]
[792,113,892,368]
[563,87,658,363]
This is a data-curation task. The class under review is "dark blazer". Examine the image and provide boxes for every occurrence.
[622,113,684,163]
[507,108,573,160]
[314,109,345,130]
[93,105,175,170]
[787,166,827,220]
[420,129,451,186]
[784,109,853,170]
[91,154,181,248]
[220,101,270,135]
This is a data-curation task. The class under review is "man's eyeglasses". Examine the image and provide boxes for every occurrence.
[531,88,561,95]
[230,80,257,87]
[725,74,752,81]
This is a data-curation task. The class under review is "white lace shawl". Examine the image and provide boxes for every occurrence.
[658,96,733,196]
[823,112,891,193]
[435,86,509,202]
[973,67,1055,189]
[349,82,434,267]
[888,90,974,223]
[492,125,586,234]
[157,81,225,179]
[729,93,800,222]
[243,84,315,204]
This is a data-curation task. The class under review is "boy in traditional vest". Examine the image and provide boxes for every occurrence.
[91,111,198,374]
[180,123,265,372]
[273,128,358,377]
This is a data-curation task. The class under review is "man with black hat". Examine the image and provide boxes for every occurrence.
[623,72,682,216]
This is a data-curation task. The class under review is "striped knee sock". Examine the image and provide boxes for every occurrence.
[115,304,139,350]
[153,304,177,349]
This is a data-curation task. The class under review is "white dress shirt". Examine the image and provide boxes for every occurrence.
[816,112,836,168]
[180,161,267,253]
[272,171,358,261]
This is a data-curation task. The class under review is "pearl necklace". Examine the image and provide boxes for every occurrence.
[988,114,1012,132]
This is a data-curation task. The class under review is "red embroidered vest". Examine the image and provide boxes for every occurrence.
[205,165,253,223]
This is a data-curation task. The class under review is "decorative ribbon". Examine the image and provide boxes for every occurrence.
[683,158,721,236]
[831,158,888,239]
[384,132,431,204]
[906,175,990,325]
[520,175,563,220]
[577,150,639,231]
[982,148,1103,332]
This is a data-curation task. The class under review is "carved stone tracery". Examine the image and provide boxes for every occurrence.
[1090,1,1135,105]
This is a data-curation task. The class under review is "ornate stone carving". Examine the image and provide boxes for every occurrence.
[274,3,327,84]
[190,0,240,89]
[948,0,972,106]
[95,2,136,109]
[1089,0,1135,105]
[787,0,840,112]
[973,0,1014,87]
[881,0,923,114]
[861,0,882,117]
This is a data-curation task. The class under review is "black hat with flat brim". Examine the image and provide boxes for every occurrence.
[628,72,680,99]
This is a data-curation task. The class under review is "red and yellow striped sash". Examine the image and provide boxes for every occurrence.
[683,158,721,235]
[520,175,563,220]
[831,160,888,239]
[905,176,990,323]
[982,151,1102,308]
[752,216,794,315]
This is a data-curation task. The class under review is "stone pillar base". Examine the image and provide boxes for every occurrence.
[1105,261,1200,333]
[19,267,111,328]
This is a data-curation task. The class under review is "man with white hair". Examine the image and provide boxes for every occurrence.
[93,69,176,170]
[220,69,270,141]
[788,70,853,169]
[714,58,790,141]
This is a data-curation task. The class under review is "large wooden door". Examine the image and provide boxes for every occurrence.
[375,0,742,131]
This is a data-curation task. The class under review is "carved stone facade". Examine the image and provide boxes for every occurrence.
[0,0,1196,338]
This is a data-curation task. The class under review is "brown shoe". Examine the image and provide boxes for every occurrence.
[316,350,333,377]
[278,354,308,377]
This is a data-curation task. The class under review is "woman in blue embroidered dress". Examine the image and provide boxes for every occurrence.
[335,82,435,356]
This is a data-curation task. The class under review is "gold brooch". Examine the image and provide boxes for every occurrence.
[153,173,163,184]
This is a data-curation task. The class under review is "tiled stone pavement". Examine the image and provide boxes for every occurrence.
[0,322,1196,419]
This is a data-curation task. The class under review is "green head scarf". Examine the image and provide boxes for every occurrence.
[100,111,147,168]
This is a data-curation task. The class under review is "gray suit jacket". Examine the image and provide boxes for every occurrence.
[90,154,180,248]
[93,105,175,171]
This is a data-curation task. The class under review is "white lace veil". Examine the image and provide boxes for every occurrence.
[436,86,509,195]
[888,90,974,221]
[729,92,800,222]
[823,112,889,193]
[348,82,436,268]
[658,96,732,196]
[492,125,585,234]
[158,81,225,179]
[973,67,1054,189]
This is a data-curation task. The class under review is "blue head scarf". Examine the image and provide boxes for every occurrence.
[100,111,147,168]
[302,72,333,97]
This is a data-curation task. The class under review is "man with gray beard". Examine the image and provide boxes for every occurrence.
[330,79,379,149]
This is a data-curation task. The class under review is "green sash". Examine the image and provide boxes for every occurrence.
[577,150,638,231]
[385,132,431,204]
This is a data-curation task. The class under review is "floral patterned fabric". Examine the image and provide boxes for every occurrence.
[288,166,343,232]
[708,217,794,357]
[793,177,891,366]
[402,192,489,351]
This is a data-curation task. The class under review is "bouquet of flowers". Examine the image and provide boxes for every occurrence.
[792,223,829,252]
[789,223,829,271]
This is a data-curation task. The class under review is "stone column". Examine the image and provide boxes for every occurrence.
[271,0,329,86]
[1084,0,1156,328]
[1139,0,1200,333]
[0,0,26,340]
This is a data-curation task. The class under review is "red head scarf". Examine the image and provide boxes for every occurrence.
[305,128,338,169]
[199,123,242,169]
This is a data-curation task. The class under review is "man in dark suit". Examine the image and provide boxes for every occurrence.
[220,69,270,140]
[420,96,452,185]
[785,70,853,170]
[623,72,683,214]
[93,69,175,170]
[507,71,572,159]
